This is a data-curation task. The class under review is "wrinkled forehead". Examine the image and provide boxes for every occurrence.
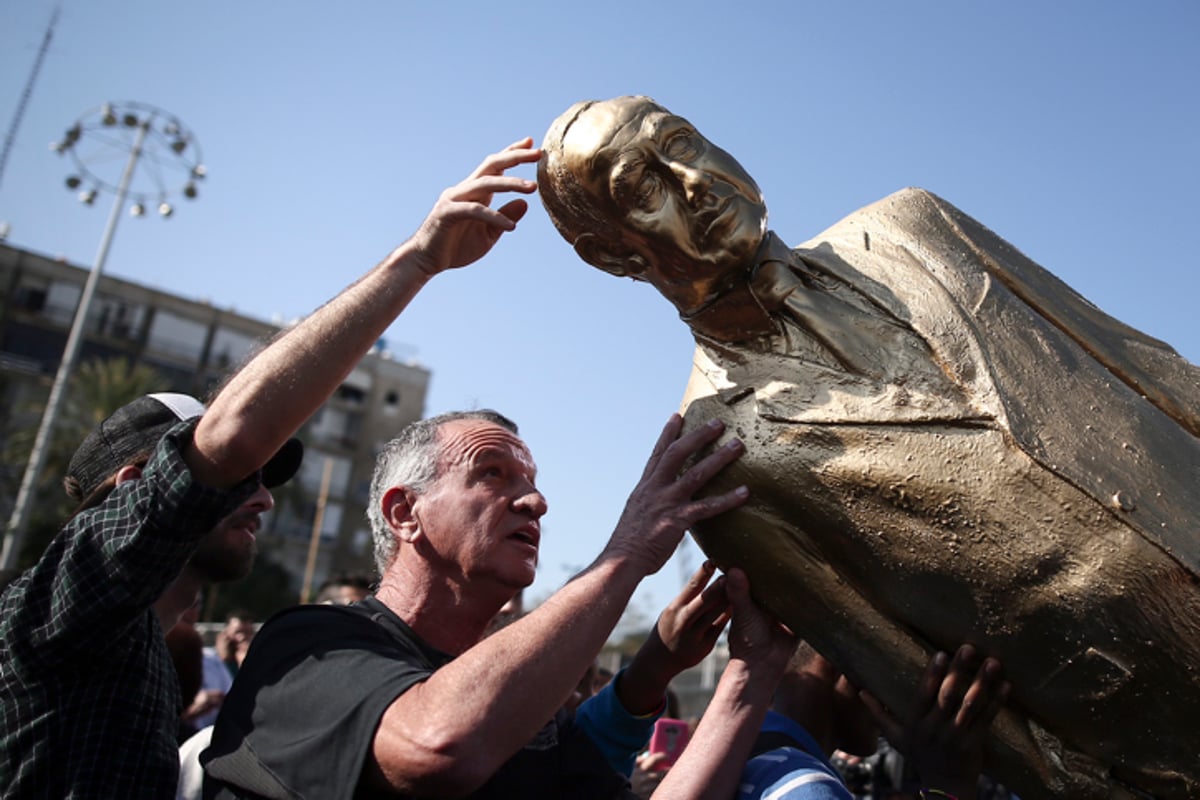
[437,419,537,476]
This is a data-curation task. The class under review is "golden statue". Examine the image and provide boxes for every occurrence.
[540,96,1200,800]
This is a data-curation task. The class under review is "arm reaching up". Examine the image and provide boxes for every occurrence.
[364,415,749,797]
[652,568,797,800]
[188,139,540,489]
[862,644,1010,800]
[616,560,731,715]
[577,560,734,775]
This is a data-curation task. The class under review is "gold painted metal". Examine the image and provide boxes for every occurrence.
[541,96,1200,800]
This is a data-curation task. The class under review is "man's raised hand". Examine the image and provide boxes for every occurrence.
[409,138,540,277]
[607,415,747,577]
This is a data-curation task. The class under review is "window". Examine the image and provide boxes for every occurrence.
[209,327,260,370]
[12,284,47,313]
[90,295,144,341]
[336,384,366,405]
[296,452,352,497]
[307,406,363,449]
[146,310,206,361]
[43,281,82,326]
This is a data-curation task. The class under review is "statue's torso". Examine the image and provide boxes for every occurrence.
[681,188,1200,799]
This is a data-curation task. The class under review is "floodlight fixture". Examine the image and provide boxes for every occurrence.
[3,100,207,569]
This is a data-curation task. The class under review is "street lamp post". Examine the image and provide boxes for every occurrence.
[1,102,205,569]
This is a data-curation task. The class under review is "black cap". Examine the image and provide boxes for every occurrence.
[65,392,303,500]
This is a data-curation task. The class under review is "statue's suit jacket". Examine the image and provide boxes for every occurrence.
[681,188,1200,799]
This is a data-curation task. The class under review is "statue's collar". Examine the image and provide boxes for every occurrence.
[754,231,794,269]
[678,232,785,343]
[748,232,804,312]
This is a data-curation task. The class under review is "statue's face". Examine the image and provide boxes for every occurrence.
[559,97,767,295]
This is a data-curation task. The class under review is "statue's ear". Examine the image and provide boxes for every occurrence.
[574,232,648,279]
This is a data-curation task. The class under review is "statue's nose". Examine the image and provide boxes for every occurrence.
[670,161,714,208]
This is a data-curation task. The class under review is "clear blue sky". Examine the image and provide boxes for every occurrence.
[2,1,1197,625]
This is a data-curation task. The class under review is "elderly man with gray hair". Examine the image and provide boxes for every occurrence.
[204,142,796,800]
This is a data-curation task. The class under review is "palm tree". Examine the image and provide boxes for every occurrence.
[63,357,171,437]
[0,357,168,567]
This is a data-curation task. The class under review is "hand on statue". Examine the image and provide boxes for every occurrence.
[723,568,796,675]
[653,561,732,670]
[861,644,1009,800]
[607,415,747,577]
[618,561,732,714]
[408,138,540,277]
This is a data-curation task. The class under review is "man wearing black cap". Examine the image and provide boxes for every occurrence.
[0,137,542,798]
[0,392,302,800]
[65,391,303,587]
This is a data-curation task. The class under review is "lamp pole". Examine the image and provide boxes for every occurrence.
[1,102,204,569]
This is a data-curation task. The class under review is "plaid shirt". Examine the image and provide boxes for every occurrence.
[0,421,256,798]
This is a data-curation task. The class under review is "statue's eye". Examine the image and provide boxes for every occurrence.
[663,131,700,160]
[634,172,662,212]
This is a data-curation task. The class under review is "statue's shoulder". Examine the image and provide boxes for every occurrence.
[827,187,974,233]
[796,188,985,257]
[877,186,948,207]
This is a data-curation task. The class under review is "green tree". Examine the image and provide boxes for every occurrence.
[1,357,168,567]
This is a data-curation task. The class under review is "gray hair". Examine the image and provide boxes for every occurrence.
[367,409,518,575]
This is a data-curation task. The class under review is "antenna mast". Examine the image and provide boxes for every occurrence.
[0,5,60,191]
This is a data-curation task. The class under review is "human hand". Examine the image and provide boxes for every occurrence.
[861,644,1009,800]
[215,630,234,661]
[617,561,731,714]
[640,570,791,800]
[606,415,747,577]
[723,568,796,675]
[632,751,671,797]
[652,561,732,672]
[636,750,672,775]
[184,688,225,721]
[408,138,540,277]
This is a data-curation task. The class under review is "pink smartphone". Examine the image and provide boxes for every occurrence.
[648,717,690,766]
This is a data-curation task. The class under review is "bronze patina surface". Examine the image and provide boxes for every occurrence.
[540,96,1200,799]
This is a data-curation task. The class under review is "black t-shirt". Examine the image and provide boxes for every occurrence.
[202,598,630,800]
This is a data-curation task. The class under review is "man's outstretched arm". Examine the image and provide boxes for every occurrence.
[366,415,749,797]
[188,139,540,489]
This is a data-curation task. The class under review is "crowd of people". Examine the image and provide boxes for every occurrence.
[0,138,1013,799]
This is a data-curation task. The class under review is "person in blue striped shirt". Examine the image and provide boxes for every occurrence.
[739,643,1009,800]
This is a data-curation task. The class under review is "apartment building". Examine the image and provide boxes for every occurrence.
[0,241,429,590]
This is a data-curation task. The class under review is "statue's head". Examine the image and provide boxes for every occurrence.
[539,96,767,313]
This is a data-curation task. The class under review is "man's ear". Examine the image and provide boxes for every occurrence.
[381,486,421,543]
[574,232,648,279]
[114,465,143,485]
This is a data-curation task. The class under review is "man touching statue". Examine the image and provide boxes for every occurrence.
[539,95,1200,800]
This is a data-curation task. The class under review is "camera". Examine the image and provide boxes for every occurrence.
[834,757,876,794]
